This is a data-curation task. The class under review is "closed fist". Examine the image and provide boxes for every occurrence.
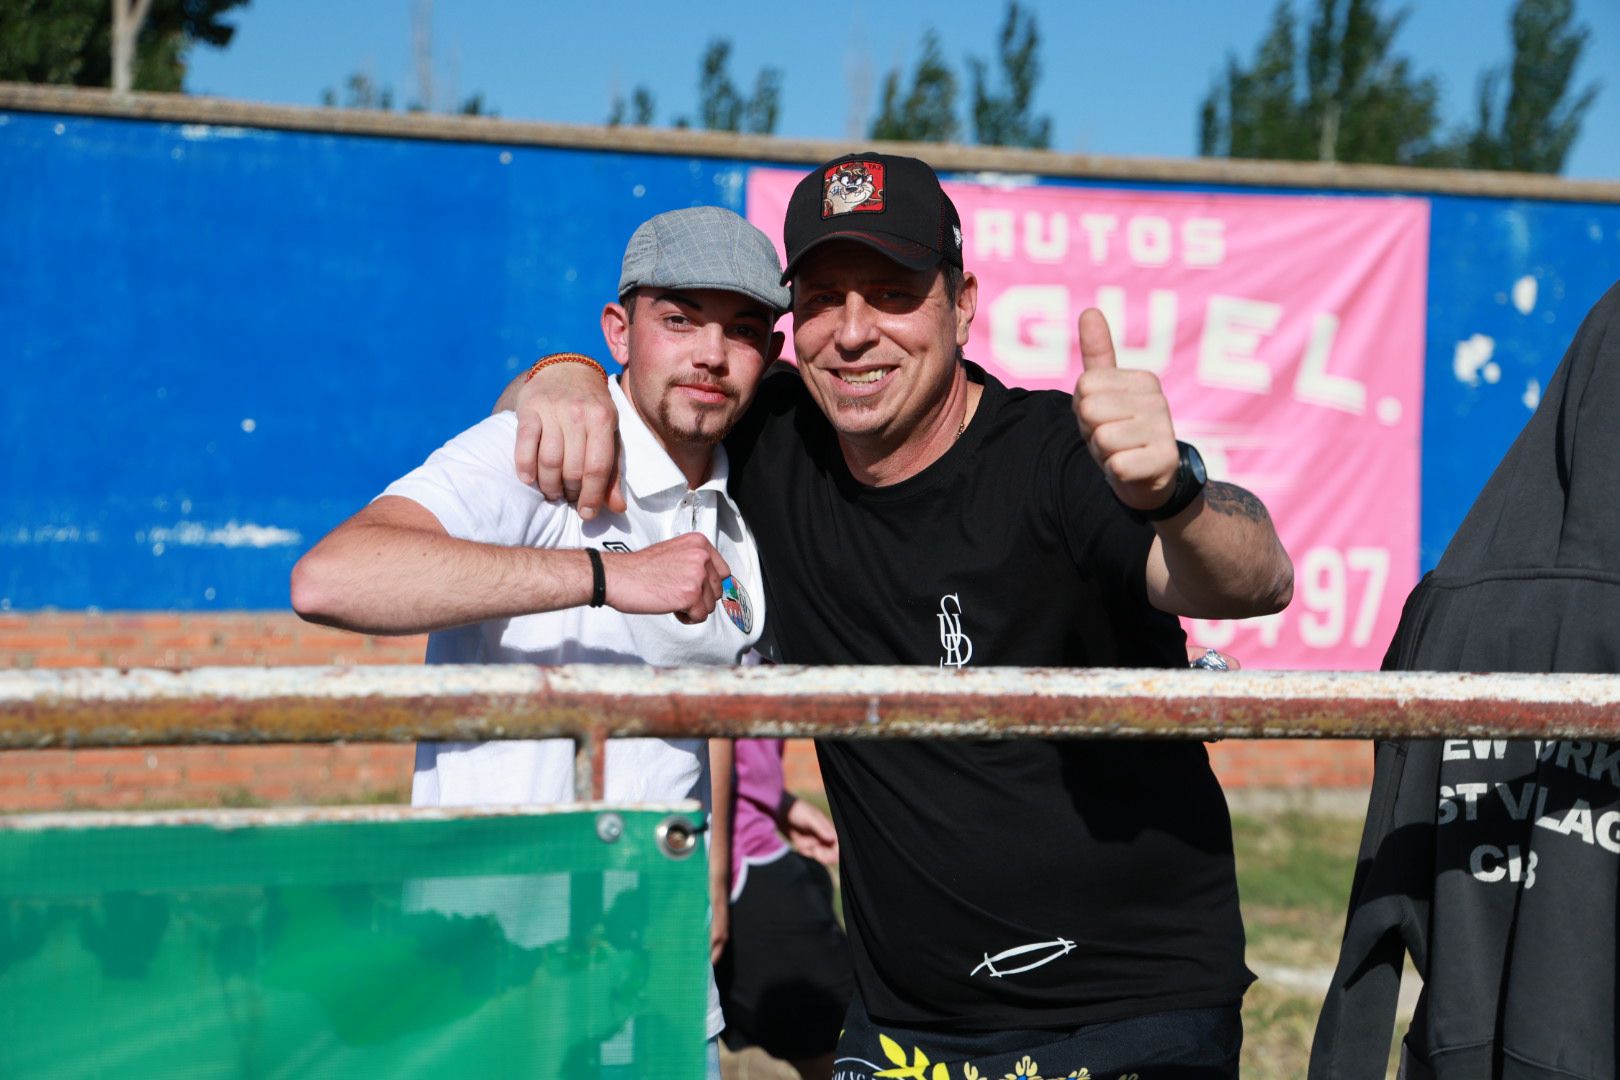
[602,532,730,624]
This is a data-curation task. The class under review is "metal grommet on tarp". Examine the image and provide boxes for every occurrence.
[654,815,699,860]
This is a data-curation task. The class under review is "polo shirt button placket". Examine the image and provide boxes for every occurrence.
[696,491,714,537]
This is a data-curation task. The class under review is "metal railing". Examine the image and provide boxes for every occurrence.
[5,665,1620,799]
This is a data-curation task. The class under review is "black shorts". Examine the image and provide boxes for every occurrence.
[835,992,1243,1079]
[716,851,854,1061]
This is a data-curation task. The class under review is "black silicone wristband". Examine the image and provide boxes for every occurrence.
[586,547,606,608]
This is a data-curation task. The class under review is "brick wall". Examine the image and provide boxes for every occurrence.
[0,612,421,812]
[0,612,1372,812]
[0,612,427,670]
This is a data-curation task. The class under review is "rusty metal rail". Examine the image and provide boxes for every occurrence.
[5,663,1620,745]
[6,664,1618,799]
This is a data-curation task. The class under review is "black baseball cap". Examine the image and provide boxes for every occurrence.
[780,151,964,284]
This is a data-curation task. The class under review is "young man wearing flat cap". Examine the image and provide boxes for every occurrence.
[292,205,790,1076]
[505,154,1294,1079]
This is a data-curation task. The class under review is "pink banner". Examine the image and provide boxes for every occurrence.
[748,169,1429,671]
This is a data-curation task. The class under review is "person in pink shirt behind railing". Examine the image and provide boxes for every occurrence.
[713,737,852,1080]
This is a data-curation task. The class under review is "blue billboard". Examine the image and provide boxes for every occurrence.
[2,102,1618,611]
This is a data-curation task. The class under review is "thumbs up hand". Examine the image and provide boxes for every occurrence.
[1072,308,1181,514]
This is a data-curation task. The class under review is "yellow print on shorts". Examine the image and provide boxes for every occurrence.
[963,1057,1093,1080]
[871,1037,1115,1080]
[873,1033,949,1080]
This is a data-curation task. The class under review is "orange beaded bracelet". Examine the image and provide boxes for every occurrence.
[524,352,609,383]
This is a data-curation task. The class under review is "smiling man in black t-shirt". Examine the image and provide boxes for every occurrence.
[503,153,1294,1079]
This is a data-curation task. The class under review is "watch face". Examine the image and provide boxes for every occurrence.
[1185,443,1208,485]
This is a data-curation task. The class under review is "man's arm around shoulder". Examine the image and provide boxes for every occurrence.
[494,356,625,519]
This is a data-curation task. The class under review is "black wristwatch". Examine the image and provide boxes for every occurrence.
[1137,441,1208,522]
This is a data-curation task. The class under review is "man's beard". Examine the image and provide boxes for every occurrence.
[657,381,738,446]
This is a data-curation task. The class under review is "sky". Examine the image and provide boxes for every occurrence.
[185,0,1620,180]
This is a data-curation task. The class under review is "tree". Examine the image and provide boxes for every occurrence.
[321,72,394,111]
[318,1,494,118]
[607,86,656,127]
[698,40,742,132]
[694,39,780,134]
[1200,0,1444,166]
[318,73,493,117]
[1460,0,1599,173]
[0,0,248,92]
[605,40,776,133]
[970,2,1051,148]
[870,30,960,143]
[1200,2,1307,160]
[742,67,781,137]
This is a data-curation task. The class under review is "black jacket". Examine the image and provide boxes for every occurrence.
[1310,281,1620,1080]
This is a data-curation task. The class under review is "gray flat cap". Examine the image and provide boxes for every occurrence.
[618,206,791,315]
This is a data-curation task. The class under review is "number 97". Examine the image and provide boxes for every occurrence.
[1299,546,1388,649]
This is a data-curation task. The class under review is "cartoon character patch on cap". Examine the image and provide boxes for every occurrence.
[720,576,754,634]
[823,161,885,218]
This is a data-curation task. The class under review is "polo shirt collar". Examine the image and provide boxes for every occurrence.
[610,375,730,499]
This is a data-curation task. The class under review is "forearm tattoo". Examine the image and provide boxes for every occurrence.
[1203,481,1271,523]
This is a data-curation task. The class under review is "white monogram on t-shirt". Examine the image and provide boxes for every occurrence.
[937,593,973,669]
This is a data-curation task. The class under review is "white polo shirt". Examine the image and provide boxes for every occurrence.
[381,375,765,1038]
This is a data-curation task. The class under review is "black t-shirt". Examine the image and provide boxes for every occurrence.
[725,362,1252,1031]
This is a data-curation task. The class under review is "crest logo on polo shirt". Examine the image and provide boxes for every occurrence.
[721,576,754,634]
[601,541,632,553]
[823,161,884,218]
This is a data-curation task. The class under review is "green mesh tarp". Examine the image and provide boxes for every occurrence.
[0,805,710,1079]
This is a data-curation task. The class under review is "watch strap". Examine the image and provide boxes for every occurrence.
[1137,441,1206,522]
